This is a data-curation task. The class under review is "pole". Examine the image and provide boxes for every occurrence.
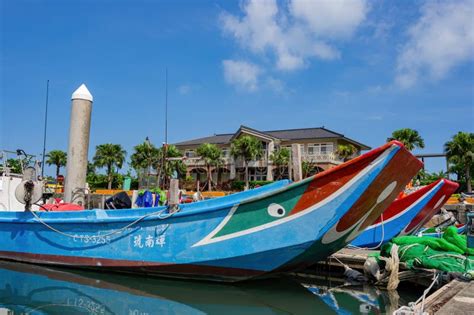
[161,68,168,189]
[165,68,168,145]
[64,84,93,205]
[41,80,49,178]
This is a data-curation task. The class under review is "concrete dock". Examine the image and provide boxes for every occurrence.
[417,279,473,314]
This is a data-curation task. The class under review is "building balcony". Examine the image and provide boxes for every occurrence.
[183,152,342,168]
[302,152,343,164]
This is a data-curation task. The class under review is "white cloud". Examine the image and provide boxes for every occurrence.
[289,0,368,38]
[178,85,191,95]
[396,0,474,88]
[222,59,261,91]
[219,0,367,71]
[266,77,285,93]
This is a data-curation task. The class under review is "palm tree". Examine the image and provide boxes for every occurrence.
[130,140,160,176]
[231,136,263,190]
[336,144,357,161]
[45,150,67,178]
[445,132,474,192]
[387,128,425,151]
[270,148,290,180]
[93,144,126,189]
[196,143,223,191]
[157,145,186,188]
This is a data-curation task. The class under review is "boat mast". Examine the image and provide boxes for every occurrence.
[41,79,49,178]
[158,68,168,189]
[165,67,168,146]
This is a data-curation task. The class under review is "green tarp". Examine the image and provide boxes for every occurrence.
[380,226,473,274]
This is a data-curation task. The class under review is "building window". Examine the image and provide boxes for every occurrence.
[320,143,334,154]
[222,148,230,158]
[185,150,195,158]
[307,143,334,156]
[249,168,267,181]
[307,144,318,156]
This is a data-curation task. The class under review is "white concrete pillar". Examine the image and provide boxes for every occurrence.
[64,84,93,205]
[266,141,274,181]
[230,157,236,180]
[291,144,302,182]
[168,178,180,212]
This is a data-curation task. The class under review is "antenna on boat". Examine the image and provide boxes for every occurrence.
[158,68,169,189]
[165,67,168,145]
[41,79,50,178]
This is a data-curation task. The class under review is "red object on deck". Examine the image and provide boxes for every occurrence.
[41,203,84,212]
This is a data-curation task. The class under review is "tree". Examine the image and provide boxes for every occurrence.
[130,141,160,176]
[445,132,474,192]
[231,136,263,190]
[157,145,186,188]
[336,144,357,161]
[5,159,22,174]
[302,160,317,178]
[196,143,222,191]
[93,144,126,189]
[387,128,425,151]
[45,150,67,178]
[270,148,290,180]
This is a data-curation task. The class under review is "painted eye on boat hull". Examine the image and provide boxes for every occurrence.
[267,203,286,218]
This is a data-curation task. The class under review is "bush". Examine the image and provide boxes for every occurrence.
[87,173,125,189]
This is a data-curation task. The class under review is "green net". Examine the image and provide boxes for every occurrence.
[380,226,474,274]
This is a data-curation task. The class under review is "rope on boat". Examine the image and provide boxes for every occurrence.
[393,273,439,315]
[27,207,175,240]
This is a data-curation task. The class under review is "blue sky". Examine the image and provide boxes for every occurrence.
[1,0,473,176]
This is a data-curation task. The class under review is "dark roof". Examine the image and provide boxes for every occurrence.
[230,125,279,142]
[174,126,371,150]
[265,127,343,140]
[174,134,233,146]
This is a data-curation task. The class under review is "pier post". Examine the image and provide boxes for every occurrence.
[169,178,180,213]
[291,144,302,182]
[230,157,236,180]
[266,141,274,181]
[64,84,93,205]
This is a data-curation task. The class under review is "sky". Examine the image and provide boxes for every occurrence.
[1,0,473,176]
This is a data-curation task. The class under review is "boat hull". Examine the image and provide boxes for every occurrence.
[350,179,458,248]
[0,142,421,281]
[398,179,459,236]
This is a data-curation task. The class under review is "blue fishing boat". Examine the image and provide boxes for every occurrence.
[0,141,421,281]
[350,179,458,248]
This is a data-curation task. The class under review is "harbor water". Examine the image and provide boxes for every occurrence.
[0,261,421,315]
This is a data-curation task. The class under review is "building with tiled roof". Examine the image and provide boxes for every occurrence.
[174,125,370,184]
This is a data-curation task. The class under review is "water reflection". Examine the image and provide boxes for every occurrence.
[0,262,413,314]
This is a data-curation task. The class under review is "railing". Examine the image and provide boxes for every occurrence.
[302,153,342,164]
[183,153,342,167]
